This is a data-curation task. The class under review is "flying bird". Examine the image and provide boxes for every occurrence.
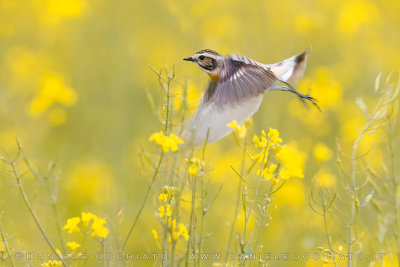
[182,49,319,145]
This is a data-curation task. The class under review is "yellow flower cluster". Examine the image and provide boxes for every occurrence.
[155,185,189,244]
[158,186,178,222]
[268,128,283,145]
[253,128,282,149]
[63,217,80,233]
[185,157,202,176]
[170,219,189,242]
[227,120,247,139]
[158,185,177,203]
[259,163,277,180]
[28,73,77,125]
[148,131,184,152]
[253,128,304,181]
[253,130,268,148]
[159,204,172,218]
[275,145,305,180]
[66,241,81,251]
[62,212,109,238]
[41,260,62,267]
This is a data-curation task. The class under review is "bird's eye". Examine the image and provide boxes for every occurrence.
[199,55,205,60]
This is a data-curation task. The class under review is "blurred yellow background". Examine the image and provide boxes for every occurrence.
[0,0,400,266]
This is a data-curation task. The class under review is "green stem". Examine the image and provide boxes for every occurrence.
[348,120,371,267]
[9,159,68,267]
[388,129,400,266]
[225,139,247,265]
[121,151,164,251]
[185,175,197,267]
[197,130,209,267]
[0,214,16,267]
[24,158,66,252]
[122,67,173,251]
[321,191,338,267]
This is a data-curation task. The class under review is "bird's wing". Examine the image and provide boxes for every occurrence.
[183,57,277,145]
[208,57,277,105]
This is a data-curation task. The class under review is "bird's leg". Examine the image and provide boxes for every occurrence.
[270,79,321,111]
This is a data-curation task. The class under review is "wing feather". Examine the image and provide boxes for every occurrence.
[184,56,277,145]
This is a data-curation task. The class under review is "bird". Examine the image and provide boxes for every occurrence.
[182,49,319,145]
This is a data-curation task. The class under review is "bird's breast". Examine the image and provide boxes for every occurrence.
[207,72,220,82]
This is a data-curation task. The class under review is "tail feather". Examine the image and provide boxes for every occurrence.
[267,48,311,83]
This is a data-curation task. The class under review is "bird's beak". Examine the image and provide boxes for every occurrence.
[183,57,194,62]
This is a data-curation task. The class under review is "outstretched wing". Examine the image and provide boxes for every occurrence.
[184,57,277,145]
[207,57,277,106]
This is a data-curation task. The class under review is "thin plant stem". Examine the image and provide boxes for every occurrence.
[0,213,16,267]
[185,174,197,267]
[321,190,338,267]
[197,130,209,267]
[348,120,371,267]
[241,143,269,251]
[121,151,164,251]
[24,157,66,252]
[197,173,205,267]
[388,126,400,266]
[224,138,247,265]
[251,184,273,257]
[4,152,67,267]
[122,67,174,251]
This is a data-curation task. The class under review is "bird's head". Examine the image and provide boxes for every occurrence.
[183,50,224,79]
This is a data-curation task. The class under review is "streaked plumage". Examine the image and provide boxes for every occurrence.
[183,49,318,145]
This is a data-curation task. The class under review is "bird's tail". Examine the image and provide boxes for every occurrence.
[267,47,311,83]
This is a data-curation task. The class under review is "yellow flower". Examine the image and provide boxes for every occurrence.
[81,212,95,227]
[253,135,264,148]
[159,204,171,218]
[267,128,282,145]
[158,205,165,217]
[159,193,168,203]
[227,120,247,139]
[178,223,189,241]
[185,157,202,176]
[41,260,62,267]
[253,131,269,149]
[279,166,304,180]
[313,142,333,162]
[276,145,305,180]
[28,72,77,118]
[170,133,184,146]
[171,220,189,241]
[91,216,109,238]
[152,229,158,240]
[260,164,277,180]
[166,204,172,217]
[63,217,81,233]
[275,180,305,206]
[66,241,81,251]
[149,131,184,152]
[56,249,62,257]
[188,166,198,176]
